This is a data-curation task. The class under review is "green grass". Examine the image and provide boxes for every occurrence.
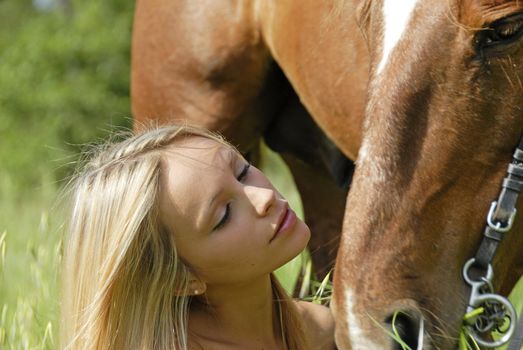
[0,1,133,344]
[0,183,62,349]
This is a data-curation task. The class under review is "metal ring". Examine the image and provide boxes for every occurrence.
[487,201,516,233]
[463,258,493,286]
[466,293,517,348]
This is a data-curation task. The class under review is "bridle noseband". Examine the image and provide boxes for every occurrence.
[462,137,523,348]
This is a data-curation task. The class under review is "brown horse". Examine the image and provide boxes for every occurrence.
[331,1,523,349]
[131,0,523,348]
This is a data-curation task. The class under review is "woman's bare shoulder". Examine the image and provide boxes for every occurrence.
[295,301,336,349]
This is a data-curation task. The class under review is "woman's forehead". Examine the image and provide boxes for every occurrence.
[163,136,238,167]
[171,135,223,151]
[159,135,240,207]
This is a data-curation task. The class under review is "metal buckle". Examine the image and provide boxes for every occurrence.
[487,201,516,233]
[462,258,517,348]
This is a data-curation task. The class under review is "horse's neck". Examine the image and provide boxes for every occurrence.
[259,0,369,160]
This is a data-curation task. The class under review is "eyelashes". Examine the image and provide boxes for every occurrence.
[214,203,231,230]
[213,163,251,231]
[237,162,250,182]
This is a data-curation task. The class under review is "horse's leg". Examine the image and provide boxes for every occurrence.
[265,92,353,278]
[132,0,280,154]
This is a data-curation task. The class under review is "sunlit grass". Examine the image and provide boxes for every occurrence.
[0,180,62,349]
[369,311,416,350]
[0,231,6,273]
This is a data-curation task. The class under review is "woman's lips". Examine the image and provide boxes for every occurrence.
[270,207,297,242]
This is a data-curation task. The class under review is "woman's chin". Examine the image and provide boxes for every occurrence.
[279,223,311,266]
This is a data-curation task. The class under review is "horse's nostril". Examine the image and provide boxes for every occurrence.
[385,311,422,350]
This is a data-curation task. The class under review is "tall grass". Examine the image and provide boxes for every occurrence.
[0,0,133,345]
[0,183,62,349]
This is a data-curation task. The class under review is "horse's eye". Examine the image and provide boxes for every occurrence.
[477,12,523,51]
[487,17,523,44]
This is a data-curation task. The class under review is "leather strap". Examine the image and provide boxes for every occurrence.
[474,136,523,270]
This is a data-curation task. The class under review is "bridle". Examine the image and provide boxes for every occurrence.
[462,137,523,349]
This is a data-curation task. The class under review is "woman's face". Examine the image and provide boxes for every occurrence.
[159,136,311,285]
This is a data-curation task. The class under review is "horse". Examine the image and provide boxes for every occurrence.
[331,1,523,349]
[131,0,523,348]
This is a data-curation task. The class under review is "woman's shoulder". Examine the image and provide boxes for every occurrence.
[295,300,336,349]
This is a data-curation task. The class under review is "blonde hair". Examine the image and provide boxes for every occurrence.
[61,124,310,350]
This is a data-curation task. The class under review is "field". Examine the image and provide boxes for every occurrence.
[0,1,133,347]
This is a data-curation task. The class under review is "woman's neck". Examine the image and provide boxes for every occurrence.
[189,274,284,348]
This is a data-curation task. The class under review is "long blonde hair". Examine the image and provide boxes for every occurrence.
[61,124,309,350]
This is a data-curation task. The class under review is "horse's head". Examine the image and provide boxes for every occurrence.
[332,0,523,348]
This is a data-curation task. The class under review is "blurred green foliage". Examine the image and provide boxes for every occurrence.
[0,0,133,198]
[0,0,135,346]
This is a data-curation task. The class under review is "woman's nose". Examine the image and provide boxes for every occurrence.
[244,186,276,216]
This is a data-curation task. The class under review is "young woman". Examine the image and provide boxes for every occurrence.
[61,124,335,349]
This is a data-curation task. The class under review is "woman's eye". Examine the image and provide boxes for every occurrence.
[237,163,250,182]
[214,203,230,230]
[213,163,250,231]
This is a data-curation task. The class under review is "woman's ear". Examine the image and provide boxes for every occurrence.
[175,272,207,296]
[187,278,207,296]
